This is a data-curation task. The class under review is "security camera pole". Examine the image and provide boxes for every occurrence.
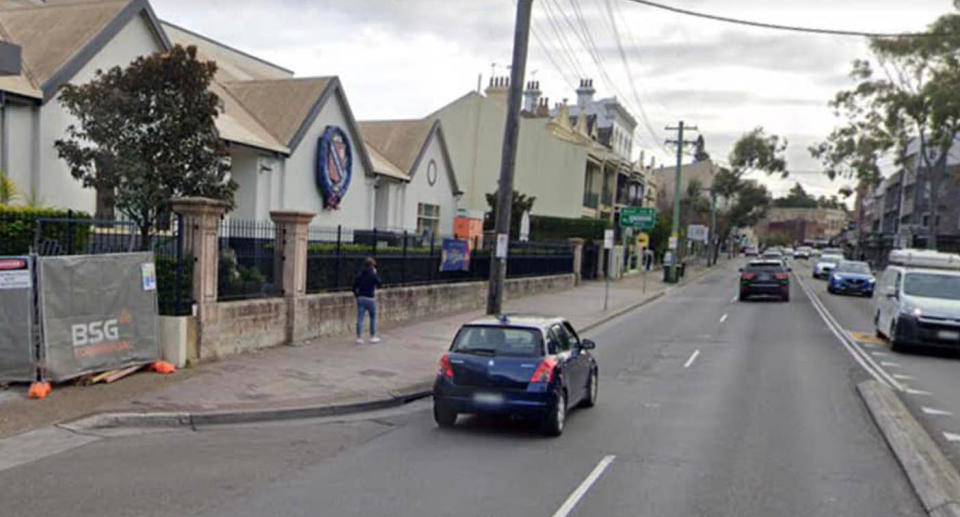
[486,0,533,315]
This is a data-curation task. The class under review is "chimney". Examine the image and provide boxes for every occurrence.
[523,80,542,113]
[536,97,550,117]
[484,75,510,105]
[576,78,595,108]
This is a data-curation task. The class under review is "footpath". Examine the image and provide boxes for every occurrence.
[0,260,727,436]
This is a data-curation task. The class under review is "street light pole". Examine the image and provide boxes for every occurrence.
[486,0,532,315]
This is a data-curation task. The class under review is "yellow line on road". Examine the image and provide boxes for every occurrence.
[848,331,886,345]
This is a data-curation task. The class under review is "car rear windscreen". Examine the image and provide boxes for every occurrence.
[451,326,544,357]
[746,263,784,272]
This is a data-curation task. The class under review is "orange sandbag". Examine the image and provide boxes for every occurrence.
[149,361,176,374]
[28,382,51,399]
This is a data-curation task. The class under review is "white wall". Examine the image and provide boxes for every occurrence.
[280,91,375,230]
[4,104,34,196]
[38,12,164,212]
[230,148,259,220]
[401,132,457,235]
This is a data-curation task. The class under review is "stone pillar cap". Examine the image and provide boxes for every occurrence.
[171,197,231,214]
[270,210,316,224]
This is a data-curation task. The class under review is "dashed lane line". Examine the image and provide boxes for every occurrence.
[922,407,953,416]
[683,350,701,369]
[881,361,902,368]
[943,432,960,442]
[551,455,616,517]
[719,313,728,324]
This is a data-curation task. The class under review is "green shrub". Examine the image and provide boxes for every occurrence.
[529,215,610,241]
[156,254,193,315]
[0,205,92,255]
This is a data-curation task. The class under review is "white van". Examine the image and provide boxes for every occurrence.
[874,249,960,351]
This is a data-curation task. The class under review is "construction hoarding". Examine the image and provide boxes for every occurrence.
[0,256,35,381]
[38,253,159,382]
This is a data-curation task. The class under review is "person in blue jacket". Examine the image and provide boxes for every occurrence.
[353,257,382,344]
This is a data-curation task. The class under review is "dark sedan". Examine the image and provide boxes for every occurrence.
[739,260,790,302]
[433,315,598,436]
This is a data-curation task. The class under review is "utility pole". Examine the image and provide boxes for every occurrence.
[665,121,698,281]
[486,0,532,315]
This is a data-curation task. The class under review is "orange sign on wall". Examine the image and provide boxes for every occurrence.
[454,217,484,249]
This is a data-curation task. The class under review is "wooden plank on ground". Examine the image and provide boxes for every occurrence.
[103,365,142,384]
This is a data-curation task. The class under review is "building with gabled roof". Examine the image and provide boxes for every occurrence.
[359,118,461,236]
[0,0,413,230]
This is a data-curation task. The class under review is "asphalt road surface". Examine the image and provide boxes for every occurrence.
[0,260,925,516]
[800,257,960,469]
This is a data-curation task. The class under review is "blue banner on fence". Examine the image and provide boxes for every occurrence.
[440,238,470,272]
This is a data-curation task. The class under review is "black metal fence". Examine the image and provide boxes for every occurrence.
[305,226,574,294]
[19,215,195,316]
[217,218,279,301]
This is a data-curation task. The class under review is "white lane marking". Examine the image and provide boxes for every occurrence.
[730,295,738,303]
[719,313,728,324]
[793,274,903,390]
[922,407,953,416]
[551,455,616,517]
[892,374,915,380]
[905,388,933,396]
[943,432,960,442]
[871,351,891,357]
[683,350,701,369]
[881,361,902,368]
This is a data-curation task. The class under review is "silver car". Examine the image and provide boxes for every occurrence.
[812,254,844,280]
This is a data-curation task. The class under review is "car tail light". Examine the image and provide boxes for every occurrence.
[774,273,789,280]
[741,273,756,280]
[438,353,453,379]
[529,357,558,383]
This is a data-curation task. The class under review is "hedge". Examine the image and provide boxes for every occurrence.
[0,205,92,255]
[529,215,610,242]
[156,254,193,316]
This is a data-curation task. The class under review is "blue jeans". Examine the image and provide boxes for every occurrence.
[356,296,377,337]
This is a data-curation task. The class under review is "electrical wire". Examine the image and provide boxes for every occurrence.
[623,0,951,38]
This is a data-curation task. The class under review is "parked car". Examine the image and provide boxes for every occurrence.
[827,260,875,297]
[783,247,796,258]
[795,247,812,260]
[875,249,960,352]
[743,246,759,257]
[433,315,598,436]
[813,254,844,279]
[821,247,844,258]
[739,259,791,302]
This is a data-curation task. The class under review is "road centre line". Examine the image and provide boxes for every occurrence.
[719,313,728,324]
[551,455,616,517]
[683,350,701,369]
[793,274,904,391]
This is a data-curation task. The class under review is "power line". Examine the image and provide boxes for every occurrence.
[623,0,953,38]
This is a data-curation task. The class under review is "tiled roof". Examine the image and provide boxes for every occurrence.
[358,118,435,174]
[223,77,332,147]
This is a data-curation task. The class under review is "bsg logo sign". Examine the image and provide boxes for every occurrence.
[71,319,119,347]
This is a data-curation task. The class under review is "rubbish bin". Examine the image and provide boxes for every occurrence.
[679,262,686,278]
[663,265,679,283]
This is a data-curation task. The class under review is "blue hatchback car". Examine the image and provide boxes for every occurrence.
[433,315,598,436]
[827,260,876,297]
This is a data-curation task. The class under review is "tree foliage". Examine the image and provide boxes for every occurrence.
[811,12,960,245]
[55,45,236,247]
[485,190,536,238]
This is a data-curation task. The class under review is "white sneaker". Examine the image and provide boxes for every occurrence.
[356,338,364,344]
[369,336,381,344]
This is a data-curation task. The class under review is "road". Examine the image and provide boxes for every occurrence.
[799,257,960,469]
[0,260,925,516]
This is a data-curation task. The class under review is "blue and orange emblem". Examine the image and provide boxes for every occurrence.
[316,125,353,209]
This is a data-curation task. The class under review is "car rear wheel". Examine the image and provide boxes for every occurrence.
[580,370,598,408]
[433,401,457,428]
[542,391,566,437]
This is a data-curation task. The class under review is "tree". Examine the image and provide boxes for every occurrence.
[0,171,17,205]
[811,12,960,248]
[708,127,785,261]
[485,189,536,239]
[55,45,236,248]
[693,134,710,162]
[773,182,818,208]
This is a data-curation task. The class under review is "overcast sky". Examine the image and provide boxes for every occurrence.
[152,0,954,199]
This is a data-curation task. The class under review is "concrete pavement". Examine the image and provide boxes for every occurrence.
[0,257,926,516]
[0,263,714,437]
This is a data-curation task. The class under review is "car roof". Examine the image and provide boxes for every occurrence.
[747,260,784,267]
[891,266,960,276]
[464,314,565,330]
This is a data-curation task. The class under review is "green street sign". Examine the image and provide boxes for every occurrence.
[620,207,657,229]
